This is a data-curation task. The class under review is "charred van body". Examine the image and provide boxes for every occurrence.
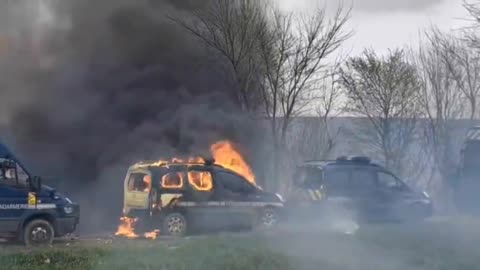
[122,161,283,236]
[288,156,433,223]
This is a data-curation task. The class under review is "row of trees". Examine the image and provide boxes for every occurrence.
[173,0,351,189]
[174,0,480,200]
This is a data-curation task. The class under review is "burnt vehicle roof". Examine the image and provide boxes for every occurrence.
[129,160,265,192]
[132,160,219,168]
[129,161,249,178]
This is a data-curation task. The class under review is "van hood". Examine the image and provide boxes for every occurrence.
[37,184,57,198]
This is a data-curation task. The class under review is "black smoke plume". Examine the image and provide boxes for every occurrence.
[0,0,264,232]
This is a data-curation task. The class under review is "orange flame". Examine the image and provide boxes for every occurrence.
[188,171,213,191]
[143,175,152,192]
[210,140,256,185]
[115,216,139,239]
[116,217,160,239]
[144,229,160,239]
[161,172,184,189]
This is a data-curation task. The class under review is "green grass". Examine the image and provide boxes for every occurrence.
[0,237,293,270]
[0,248,106,270]
[1,217,480,270]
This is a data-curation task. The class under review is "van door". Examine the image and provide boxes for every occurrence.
[124,170,151,212]
[0,165,30,233]
[375,171,407,219]
[214,171,255,228]
[183,168,221,230]
[349,168,380,219]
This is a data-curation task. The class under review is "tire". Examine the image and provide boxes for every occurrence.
[255,207,279,230]
[23,219,55,247]
[161,213,187,237]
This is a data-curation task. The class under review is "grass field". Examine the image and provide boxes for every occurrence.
[1,217,480,270]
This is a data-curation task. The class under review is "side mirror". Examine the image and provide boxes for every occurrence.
[31,176,42,191]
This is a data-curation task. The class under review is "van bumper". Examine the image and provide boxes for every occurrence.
[56,216,79,236]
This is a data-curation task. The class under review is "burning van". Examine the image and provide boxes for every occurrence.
[117,141,284,238]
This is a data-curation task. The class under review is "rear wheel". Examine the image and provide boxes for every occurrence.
[23,219,55,246]
[162,213,187,237]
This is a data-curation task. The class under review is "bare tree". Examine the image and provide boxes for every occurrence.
[465,0,480,22]
[175,0,350,137]
[279,71,344,193]
[447,42,480,121]
[174,0,351,190]
[257,5,351,189]
[171,0,267,112]
[338,49,421,174]
[288,66,344,162]
[313,64,345,158]
[413,29,466,204]
[258,5,351,147]
[431,27,480,121]
[464,0,480,49]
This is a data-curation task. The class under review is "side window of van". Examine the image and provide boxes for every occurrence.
[127,173,149,192]
[350,169,376,190]
[324,168,350,190]
[377,172,402,189]
[161,172,184,189]
[188,171,213,192]
[0,159,26,188]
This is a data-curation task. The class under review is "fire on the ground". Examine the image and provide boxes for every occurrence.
[115,140,256,239]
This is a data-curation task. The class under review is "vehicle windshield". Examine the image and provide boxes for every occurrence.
[377,171,409,191]
[216,170,258,194]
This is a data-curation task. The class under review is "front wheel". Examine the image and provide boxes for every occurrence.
[398,203,431,223]
[23,219,55,246]
[255,207,280,230]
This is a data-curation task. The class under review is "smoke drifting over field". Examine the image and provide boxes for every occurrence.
[0,0,262,231]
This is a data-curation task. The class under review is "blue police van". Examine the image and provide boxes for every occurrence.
[0,143,79,246]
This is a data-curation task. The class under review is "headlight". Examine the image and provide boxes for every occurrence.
[65,197,72,203]
[63,206,74,214]
[275,193,285,202]
[423,191,430,198]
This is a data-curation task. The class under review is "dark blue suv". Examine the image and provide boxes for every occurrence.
[0,143,79,246]
[290,156,433,222]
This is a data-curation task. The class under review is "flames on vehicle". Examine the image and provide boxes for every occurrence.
[211,140,255,185]
[115,140,255,239]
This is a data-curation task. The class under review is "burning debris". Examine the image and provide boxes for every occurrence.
[116,217,139,239]
[115,217,160,239]
[144,230,160,240]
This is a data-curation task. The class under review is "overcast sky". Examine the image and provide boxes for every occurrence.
[279,0,472,56]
